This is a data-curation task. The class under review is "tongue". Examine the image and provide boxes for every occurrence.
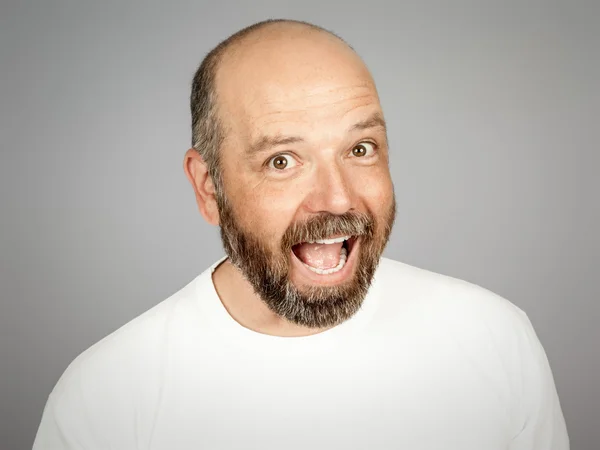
[294,242,343,269]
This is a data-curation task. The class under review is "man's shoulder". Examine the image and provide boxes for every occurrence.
[50,268,212,400]
[376,257,530,328]
[374,257,541,369]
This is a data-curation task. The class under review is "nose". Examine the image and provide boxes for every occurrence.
[304,162,354,215]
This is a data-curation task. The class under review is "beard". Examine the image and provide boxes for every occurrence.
[215,193,396,329]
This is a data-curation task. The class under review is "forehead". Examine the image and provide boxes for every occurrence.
[247,83,380,134]
[215,31,382,142]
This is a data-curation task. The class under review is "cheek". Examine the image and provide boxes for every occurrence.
[351,166,394,212]
[228,177,305,240]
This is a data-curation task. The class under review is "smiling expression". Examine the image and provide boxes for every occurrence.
[202,24,396,327]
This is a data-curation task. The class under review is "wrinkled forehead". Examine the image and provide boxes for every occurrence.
[215,32,382,144]
[248,84,379,132]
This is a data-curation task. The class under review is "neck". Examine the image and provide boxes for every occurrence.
[211,259,333,337]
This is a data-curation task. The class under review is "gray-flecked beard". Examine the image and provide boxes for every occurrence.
[216,194,395,329]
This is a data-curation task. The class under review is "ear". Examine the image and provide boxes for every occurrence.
[183,148,220,226]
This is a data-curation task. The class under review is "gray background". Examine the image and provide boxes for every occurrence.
[0,0,598,449]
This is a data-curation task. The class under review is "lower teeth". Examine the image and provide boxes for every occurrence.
[303,247,348,275]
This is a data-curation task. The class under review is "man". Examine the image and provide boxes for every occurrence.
[33,19,568,449]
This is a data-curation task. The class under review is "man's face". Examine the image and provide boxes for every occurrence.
[214,32,396,328]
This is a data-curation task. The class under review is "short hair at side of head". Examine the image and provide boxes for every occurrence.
[189,19,348,193]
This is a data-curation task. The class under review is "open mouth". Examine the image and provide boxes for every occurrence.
[291,235,358,275]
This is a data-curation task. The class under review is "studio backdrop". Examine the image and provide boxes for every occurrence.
[0,1,598,449]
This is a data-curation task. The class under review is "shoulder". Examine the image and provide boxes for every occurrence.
[373,257,544,392]
[50,268,210,403]
[38,265,219,442]
[375,257,534,337]
[374,259,568,446]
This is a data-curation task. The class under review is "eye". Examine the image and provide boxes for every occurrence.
[350,142,376,158]
[268,154,297,170]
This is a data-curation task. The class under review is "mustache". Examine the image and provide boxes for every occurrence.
[281,211,375,250]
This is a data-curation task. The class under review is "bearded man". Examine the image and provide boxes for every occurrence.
[33,19,569,450]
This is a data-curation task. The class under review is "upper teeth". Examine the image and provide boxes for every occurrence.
[306,235,350,245]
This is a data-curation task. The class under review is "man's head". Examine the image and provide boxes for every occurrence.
[185,19,396,329]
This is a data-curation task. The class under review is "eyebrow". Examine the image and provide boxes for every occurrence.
[349,112,387,132]
[246,112,387,157]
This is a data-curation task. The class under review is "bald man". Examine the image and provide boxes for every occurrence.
[33,20,568,450]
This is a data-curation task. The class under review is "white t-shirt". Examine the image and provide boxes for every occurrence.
[33,257,569,450]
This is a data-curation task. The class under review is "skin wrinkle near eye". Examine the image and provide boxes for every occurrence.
[247,112,386,161]
[252,176,268,190]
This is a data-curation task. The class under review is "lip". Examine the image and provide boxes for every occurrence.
[289,237,360,286]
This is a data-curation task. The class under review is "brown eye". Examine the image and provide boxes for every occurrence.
[273,156,287,169]
[351,142,375,157]
[268,154,296,170]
